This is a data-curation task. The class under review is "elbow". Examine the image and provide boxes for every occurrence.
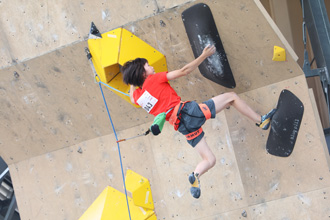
[129,94,135,104]
[180,67,190,76]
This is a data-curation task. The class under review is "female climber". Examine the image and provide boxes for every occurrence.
[121,45,276,199]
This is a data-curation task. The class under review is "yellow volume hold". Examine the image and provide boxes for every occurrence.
[88,28,167,107]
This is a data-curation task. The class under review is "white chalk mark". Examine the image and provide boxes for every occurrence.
[66,163,73,172]
[175,190,184,198]
[226,130,233,153]
[107,34,117,38]
[82,172,93,185]
[139,207,146,215]
[220,158,226,164]
[38,24,44,31]
[102,9,111,21]
[107,172,113,180]
[230,191,242,201]
[52,34,58,41]
[269,182,279,192]
[75,197,84,206]
[55,183,66,194]
[298,193,311,206]
[145,191,149,204]
[197,34,224,76]
[22,93,38,105]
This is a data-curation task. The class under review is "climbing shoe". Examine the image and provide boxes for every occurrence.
[188,172,201,199]
[256,108,277,130]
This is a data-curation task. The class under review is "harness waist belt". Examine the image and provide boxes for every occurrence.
[169,101,212,132]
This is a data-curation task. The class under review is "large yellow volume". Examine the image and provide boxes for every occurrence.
[125,169,155,210]
[88,28,167,107]
[118,29,167,73]
[88,28,122,83]
[78,186,156,220]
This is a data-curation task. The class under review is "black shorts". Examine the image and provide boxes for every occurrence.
[177,99,216,147]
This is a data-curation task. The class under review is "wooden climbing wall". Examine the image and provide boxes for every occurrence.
[1,0,330,219]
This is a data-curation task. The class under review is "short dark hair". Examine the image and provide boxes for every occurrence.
[122,58,148,87]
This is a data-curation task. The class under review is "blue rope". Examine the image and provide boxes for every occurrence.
[98,81,130,97]
[98,81,132,220]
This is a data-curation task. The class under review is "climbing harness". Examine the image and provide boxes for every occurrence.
[169,101,212,140]
[169,101,189,130]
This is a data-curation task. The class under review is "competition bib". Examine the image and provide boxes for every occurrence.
[136,90,158,113]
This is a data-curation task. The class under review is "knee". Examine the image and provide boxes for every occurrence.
[228,92,238,99]
[226,92,239,105]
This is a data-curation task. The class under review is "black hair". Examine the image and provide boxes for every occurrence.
[122,58,148,87]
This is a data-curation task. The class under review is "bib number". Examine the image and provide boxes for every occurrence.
[137,91,158,113]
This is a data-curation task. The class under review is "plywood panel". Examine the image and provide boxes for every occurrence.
[0,42,153,165]
[125,0,303,96]
[0,0,307,165]
[10,111,251,220]
[225,75,330,205]
[195,186,330,219]
[10,77,330,219]
[151,113,249,218]
[0,0,158,68]
[247,187,330,219]
[156,0,191,12]
[9,124,163,220]
[3,1,330,220]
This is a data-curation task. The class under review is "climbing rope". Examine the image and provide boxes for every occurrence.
[98,81,132,220]
[98,81,130,97]
[85,48,132,219]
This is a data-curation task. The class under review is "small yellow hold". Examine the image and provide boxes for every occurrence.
[272,46,286,61]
